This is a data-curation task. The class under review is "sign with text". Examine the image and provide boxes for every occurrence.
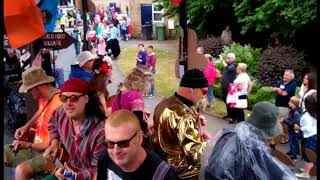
[40,32,74,50]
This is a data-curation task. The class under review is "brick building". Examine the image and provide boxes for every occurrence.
[88,0,178,39]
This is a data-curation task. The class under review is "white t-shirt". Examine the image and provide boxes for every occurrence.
[234,73,250,96]
[300,89,316,112]
[300,112,317,138]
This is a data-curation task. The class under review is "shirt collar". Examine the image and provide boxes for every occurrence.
[174,92,193,107]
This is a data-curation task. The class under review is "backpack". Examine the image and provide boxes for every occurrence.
[152,161,171,180]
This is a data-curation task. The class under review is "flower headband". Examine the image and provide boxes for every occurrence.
[94,62,111,74]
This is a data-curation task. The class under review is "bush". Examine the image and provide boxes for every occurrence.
[214,61,224,75]
[220,43,262,76]
[250,81,259,94]
[198,36,224,58]
[256,46,309,87]
[213,83,223,98]
[248,86,276,109]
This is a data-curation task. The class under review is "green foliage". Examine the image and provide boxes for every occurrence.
[220,43,262,75]
[153,0,234,37]
[250,81,259,94]
[214,61,225,75]
[213,83,223,98]
[248,86,276,109]
[234,0,317,38]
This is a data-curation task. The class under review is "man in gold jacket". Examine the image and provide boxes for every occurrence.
[152,69,209,180]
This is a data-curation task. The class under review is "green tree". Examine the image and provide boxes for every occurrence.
[153,0,234,37]
[234,0,317,38]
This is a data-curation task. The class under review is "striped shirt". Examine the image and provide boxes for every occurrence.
[49,106,106,180]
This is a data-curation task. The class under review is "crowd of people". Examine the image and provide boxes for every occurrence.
[60,7,132,59]
[2,16,317,180]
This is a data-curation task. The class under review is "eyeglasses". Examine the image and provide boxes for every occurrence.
[59,94,85,103]
[105,131,138,149]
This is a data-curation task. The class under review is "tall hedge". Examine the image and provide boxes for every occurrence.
[256,46,309,86]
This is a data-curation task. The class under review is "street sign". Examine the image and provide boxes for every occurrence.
[40,32,74,50]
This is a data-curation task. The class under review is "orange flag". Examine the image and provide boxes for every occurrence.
[4,0,46,49]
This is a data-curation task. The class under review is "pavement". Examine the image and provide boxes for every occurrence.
[3,28,316,179]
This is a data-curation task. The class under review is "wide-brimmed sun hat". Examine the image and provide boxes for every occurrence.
[19,67,55,93]
[247,101,283,139]
[77,51,99,67]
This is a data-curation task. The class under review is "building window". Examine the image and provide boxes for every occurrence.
[152,4,164,23]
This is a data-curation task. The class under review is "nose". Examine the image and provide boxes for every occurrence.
[113,144,122,154]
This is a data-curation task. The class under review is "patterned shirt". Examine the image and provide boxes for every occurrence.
[49,106,106,180]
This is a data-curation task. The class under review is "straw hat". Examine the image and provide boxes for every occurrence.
[19,67,55,93]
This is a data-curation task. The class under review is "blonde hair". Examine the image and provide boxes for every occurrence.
[289,96,300,107]
[237,63,247,72]
[98,37,105,44]
[106,109,140,131]
[204,54,213,61]
[123,66,153,92]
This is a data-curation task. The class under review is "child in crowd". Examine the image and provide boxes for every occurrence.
[136,44,147,66]
[280,96,302,160]
[294,93,317,179]
[203,54,221,108]
[97,38,107,57]
[146,45,156,97]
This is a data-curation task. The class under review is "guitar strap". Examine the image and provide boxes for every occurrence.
[33,92,60,125]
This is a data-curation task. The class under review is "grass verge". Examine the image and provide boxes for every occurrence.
[117,47,251,118]
[117,47,179,97]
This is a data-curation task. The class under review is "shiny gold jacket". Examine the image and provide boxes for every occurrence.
[152,96,206,179]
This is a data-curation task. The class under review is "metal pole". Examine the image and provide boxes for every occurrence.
[82,0,88,51]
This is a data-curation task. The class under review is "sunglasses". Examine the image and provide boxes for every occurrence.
[105,131,138,149]
[59,94,86,103]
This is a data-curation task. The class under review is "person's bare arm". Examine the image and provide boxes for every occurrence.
[14,110,39,140]
[247,80,252,95]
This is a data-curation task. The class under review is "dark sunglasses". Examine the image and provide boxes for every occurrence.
[105,131,138,149]
[59,94,85,103]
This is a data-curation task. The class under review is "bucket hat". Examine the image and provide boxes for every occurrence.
[19,67,55,93]
[77,51,98,67]
[247,101,282,139]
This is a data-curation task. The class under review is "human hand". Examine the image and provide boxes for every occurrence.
[11,140,31,151]
[202,132,211,142]
[14,126,28,140]
[198,115,207,126]
[54,168,65,180]
[272,87,278,92]
[294,124,300,131]
[43,143,59,161]
[279,118,284,123]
